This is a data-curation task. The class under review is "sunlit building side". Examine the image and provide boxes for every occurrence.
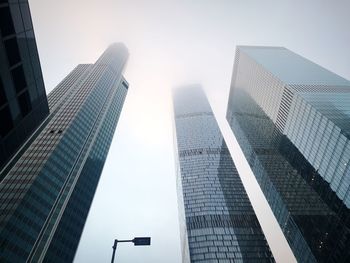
[226,46,350,262]
[173,86,274,262]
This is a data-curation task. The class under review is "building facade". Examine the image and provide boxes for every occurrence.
[173,86,274,262]
[0,43,129,262]
[226,46,350,262]
[0,0,49,172]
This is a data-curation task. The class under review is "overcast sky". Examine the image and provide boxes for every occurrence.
[29,0,350,262]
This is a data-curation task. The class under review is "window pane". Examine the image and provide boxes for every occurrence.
[0,6,15,36]
[11,65,27,93]
[0,106,13,137]
[4,37,21,66]
[18,90,32,117]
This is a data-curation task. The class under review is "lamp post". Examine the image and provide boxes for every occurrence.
[111,237,151,263]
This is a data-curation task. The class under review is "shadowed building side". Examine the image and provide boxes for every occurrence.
[0,43,129,262]
[0,0,49,173]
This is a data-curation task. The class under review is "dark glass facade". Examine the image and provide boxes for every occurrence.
[0,43,129,262]
[226,46,350,262]
[173,86,274,262]
[0,0,49,172]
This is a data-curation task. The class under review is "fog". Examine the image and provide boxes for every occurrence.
[29,0,350,261]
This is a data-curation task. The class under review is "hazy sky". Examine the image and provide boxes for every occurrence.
[29,0,350,262]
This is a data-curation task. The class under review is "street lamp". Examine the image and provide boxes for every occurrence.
[111,237,151,263]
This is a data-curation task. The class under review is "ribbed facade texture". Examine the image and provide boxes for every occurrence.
[226,46,350,262]
[0,43,129,262]
[0,0,49,172]
[173,86,274,262]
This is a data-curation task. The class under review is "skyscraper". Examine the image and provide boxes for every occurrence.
[173,86,274,262]
[0,43,129,262]
[0,0,49,172]
[226,46,350,262]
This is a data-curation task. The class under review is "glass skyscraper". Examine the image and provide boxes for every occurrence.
[173,86,274,262]
[0,0,49,172]
[0,43,129,262]
[226,46,350,262]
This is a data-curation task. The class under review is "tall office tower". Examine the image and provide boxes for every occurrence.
[173,86,274,262]
[0,0,49,172]
[226,46,350,262]
[0,43,129,262]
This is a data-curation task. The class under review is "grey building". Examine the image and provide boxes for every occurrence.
[226,46,350,262]
[173,86,274,262]
[0,0,49,172]
[0,43,129,262]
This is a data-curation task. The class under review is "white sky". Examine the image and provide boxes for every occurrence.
[29,0,350,262]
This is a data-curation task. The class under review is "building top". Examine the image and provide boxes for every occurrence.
[94,42,129,74]
[172,85,212,116]
[238,46,350,86]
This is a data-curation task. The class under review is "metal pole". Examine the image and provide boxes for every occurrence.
[111,239,118,263]
[111,238,147,262]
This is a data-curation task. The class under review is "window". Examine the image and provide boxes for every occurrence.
[11,65,27,92]
[18,90,31,117]
[0,76,7,106]
[4,37,21,66]
[122,81,128,89]
[0,105,13,137]
[0,6,15,36]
